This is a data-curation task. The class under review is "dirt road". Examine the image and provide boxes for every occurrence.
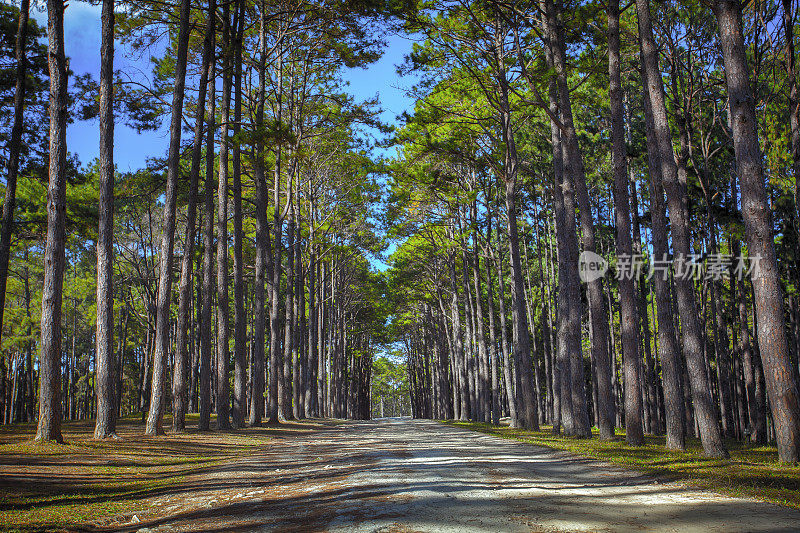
[105,418,800,532]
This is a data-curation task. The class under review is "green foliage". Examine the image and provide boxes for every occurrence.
[0,3,50,170]
[371,354,410,417]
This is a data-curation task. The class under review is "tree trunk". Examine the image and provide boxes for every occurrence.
[199,39,216,432]
[231,0,247,428]
[715,0,800,462]
[629,166,660,435]
[448,256,469,420]
[306,240,318,417]
[609,0,641,444]
[639,70,686,451]
[497,58,539,430]
[250,4,268,427]
[545,0,609,439]
[0,0,29,367]
[145,0,192,436]
[268,47,285,425]
[731,176,766,443]
[36,0,69,443]
[118,303,129,416]
[173,0,214,432]
[462,249,478,420]
[215,0,233,430]
[706,215,735,438]
[293,193,304,419]
[94,0,117,440]
[282,210,296,420]
[485,214,501,425]
[296,233,306,419]
[317,259,325,415]
[638,0,706,454]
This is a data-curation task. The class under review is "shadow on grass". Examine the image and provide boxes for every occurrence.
[0,415,344,531]
[446,420,800,508]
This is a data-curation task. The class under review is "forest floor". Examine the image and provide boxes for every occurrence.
[2,417,800,532]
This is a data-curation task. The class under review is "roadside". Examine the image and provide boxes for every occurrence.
[447,419,800,509]
[0,416,332,531]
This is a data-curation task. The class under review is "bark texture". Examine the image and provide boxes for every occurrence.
[609,0,642,446]
[715,0,800,463]
[145,0,192,436]
[36,0,68,443]
[94,0,117,440]
[173,0,214,432]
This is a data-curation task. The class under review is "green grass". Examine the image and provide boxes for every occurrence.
[445,420,800,509]
[0,415,326,532]
[0,477,181,532]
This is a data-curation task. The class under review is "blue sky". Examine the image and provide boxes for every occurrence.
[29,4,417,171]
[29,4,415,271]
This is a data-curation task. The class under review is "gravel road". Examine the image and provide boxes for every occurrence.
[110,418,800,533]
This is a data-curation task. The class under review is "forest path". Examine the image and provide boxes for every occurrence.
[105,418,800,533]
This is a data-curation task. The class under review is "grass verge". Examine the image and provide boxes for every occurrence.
[444,420,800,510]
[0,415,324,532]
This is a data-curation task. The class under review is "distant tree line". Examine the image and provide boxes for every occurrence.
[0,0,392,439]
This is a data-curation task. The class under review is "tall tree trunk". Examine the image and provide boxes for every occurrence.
[145,0,192,436]
[485,214,501,425]
[552,142,579,436]
[609,0,641,445]
[638,62,686,450]
[282,208,296,420]
[118,303,129,416]
[296,232,306,419]
[268,46,285,425]
[543,52,581,437]
[496,58,538,430]
[36,0,69,443]
[629,167,660,435]
[11,354,20,423]
[469,203,490,422]
[173,0,214,432]
[199,40,216,432]
[715,0,800,463]
[215,0,233,430]
[1,357,6,424]
[541,27,583,437]
[462,249,478,420]
[640,0,722,455]
[317,259,325,415]
[706,215,735,438]
[533,206,554,425]
[250,3,268,427]
[545,0,609,439]
[190,258,201,413]
[22,258,33,422]
[731,176,766,443]
[231,0,246,428]
[293,191,304,419]
[0,0,29,366]
[448,256,469,420]
[94,0,117,440]
[543,124,562,434]
[307,239,318,417]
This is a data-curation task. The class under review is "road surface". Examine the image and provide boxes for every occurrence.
[107,418,800,532]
